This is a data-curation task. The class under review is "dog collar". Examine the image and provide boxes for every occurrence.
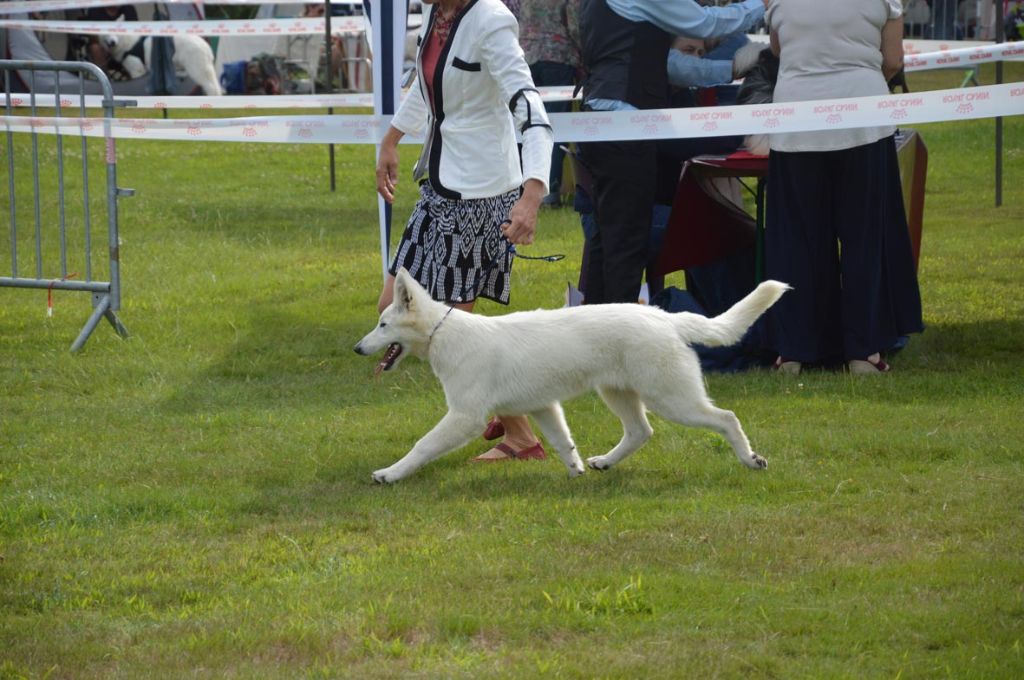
[427,305,454,344]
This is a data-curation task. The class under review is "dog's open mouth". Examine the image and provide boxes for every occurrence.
[375,343,403,375]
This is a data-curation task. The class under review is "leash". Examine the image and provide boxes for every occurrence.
[427,220,564,342]
[498,219,565,263]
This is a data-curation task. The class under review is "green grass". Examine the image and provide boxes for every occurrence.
[1,65,1023,678]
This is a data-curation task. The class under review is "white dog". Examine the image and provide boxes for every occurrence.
[101,17,222,96]
[355,268,789,484]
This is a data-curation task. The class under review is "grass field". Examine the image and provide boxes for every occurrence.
[1,65,1023,678]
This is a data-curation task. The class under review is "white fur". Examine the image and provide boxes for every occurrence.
[732,41,767,79]
[354,269,790,484]
[102,17,222,96]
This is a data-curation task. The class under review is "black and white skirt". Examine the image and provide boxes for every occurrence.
[389,182,519,305]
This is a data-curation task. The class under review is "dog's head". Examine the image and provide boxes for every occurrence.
[99,15,130,56]
[354,268,437,375]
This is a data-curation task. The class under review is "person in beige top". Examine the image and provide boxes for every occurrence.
[764,0,923,375]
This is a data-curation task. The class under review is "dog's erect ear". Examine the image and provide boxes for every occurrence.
[393,268,416,312]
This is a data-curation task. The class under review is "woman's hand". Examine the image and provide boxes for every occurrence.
[376,127,404,203]
[503,179,545,245]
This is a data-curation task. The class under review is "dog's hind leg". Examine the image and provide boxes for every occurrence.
[644,395,767,470]
[586,388,653,471]
[372,411,480,484]
[529,403,585,478]
[193,63,222,96]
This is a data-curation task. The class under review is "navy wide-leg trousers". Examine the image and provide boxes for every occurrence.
[765,136,924,363]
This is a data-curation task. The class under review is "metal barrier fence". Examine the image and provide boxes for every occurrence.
[904,0,996,40]
[1,59,130,352]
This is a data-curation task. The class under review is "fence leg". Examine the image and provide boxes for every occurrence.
[70,294,111,353]
[105,306,129,339]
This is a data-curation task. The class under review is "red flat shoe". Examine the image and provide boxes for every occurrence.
[482,417,505,441]
[471,442,547,462]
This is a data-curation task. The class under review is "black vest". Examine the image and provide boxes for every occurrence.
[580,0,673,110]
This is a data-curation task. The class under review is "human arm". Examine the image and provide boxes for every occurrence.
[667,50,734,88]
[480,10,554,245]
[375,126,404,203]
[607,0,768,40]
[377,46,431,203]
[880,17,905,82]
[505,179,545,245]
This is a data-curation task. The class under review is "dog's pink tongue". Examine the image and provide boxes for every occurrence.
[374,343,400,376]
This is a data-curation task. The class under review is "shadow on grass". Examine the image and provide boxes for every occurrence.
[240,430,771,522]
[717,317,1024,404]
[912,318,1024,364]
[161,304,401,415]
[858,317,1024,402]
[236,464,755,524]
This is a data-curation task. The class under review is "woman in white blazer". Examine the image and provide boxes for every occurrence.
[375,0,555,462]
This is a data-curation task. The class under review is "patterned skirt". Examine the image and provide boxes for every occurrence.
[389,182,519,305]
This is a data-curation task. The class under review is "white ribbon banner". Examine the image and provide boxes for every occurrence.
[0,86,578,111]
[0,0,364,14]
[904,41,1024,71]
[4,82,1022,144]
[1,92,375,111]
[3,42,1023,111]
[0,17,363,36]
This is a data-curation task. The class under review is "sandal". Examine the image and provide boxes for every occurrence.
[482,416,505,441]
[471,442,547,462]
[773,356,802,375]
[848,357,891,375]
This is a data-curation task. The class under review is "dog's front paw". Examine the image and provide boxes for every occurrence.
[747,453,768,470]
[372,467,401,484]
[586,455,611,471]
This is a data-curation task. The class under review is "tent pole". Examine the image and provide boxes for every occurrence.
[371,0,405,281]
[994,6,1004,208]
[325,0,336,192]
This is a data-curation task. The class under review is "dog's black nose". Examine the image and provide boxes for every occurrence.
[353,344,364,355]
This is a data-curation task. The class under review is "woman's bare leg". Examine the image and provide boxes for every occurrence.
[377,275,540,459]
[377,274,396,313]
[497,415,539,448]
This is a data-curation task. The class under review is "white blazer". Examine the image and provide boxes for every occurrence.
[390,0,553,200]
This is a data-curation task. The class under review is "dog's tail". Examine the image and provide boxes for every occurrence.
[676,280,790,347]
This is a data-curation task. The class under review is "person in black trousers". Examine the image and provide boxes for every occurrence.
[578,0,768,304]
